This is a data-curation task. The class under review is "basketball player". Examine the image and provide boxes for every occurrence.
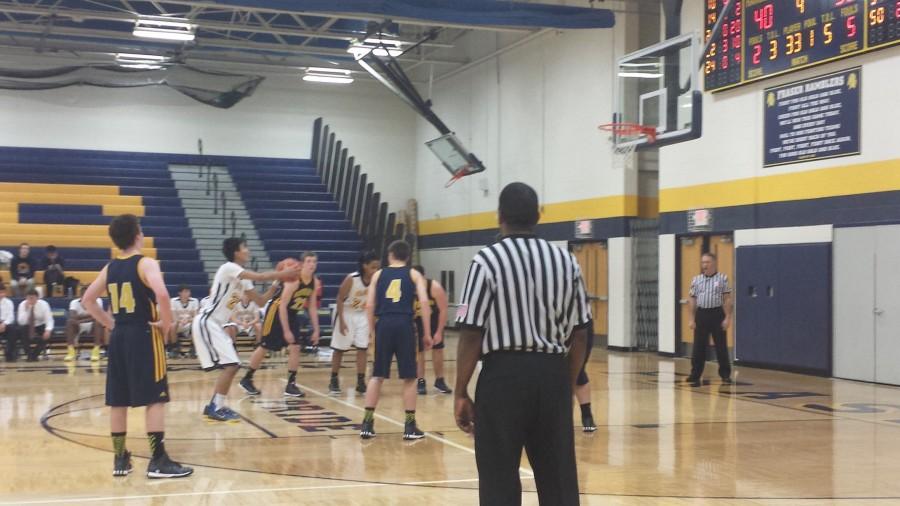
[239,253,320,397]
[360,240,432,440]
[193,238,297,422]
[63,295,106,362]
[329,250,380,394]
[224,291,262,342]
[575,322,597,432]
[297,252,322,354]
[81,214,192,478]
[411,265,451,395]
[169,285,198,358]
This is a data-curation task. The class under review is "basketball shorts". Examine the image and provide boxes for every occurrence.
[259,308,299,352]
[192,314,241,371]
[331,310,369,351]
[373,315,417,379]
[415,315,445,351]
[176,322,192,338]
[106,323,169,407]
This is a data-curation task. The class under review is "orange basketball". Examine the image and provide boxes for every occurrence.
[276,258,301,282]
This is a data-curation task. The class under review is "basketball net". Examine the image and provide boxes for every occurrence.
[445,165,472,188]
[598,123,657,171]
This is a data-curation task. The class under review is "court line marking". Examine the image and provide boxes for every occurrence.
[293,380,536,478]
[0,478,492,505]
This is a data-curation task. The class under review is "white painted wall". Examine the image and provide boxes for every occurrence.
[608,237,634,348]
[734,225,833,248]
[413,26,631,223]
[658,234,677,354]
[0,75,417,209]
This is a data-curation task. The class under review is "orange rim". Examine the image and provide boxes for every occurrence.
[598,123,657,143]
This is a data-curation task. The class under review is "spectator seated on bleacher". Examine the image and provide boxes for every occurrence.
[10,243,36,297]
[41,245,66,297]
[14,288,54,362]
[64,296,106,362]
[0,282,14,362]
[224,291,262,344]
[169,285,199,359]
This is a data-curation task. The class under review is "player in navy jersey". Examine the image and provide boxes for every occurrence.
[81,214,193,479]
[359,240,432,440]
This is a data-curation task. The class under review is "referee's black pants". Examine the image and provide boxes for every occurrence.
[475,352,579,506]
[690,307,731,380]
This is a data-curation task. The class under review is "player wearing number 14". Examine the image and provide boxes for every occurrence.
[81,214,193,479]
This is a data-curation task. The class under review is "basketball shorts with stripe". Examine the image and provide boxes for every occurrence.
[330,310,369,351]
[192,314,241,371]
[105,323,170,407]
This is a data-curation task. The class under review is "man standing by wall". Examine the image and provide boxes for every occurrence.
[454,182,591,506]
[686,252,733,386]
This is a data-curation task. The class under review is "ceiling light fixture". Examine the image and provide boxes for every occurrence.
[133,16,196,42]
[302,74,354,84]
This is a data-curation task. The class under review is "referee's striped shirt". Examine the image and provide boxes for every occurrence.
[456,234,592,355]
[690,272,731,309]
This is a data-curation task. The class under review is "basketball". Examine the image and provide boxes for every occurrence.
[276,258,301,282]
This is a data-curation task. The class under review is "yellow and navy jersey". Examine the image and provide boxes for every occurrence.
[414,279,438,322]
[106,254,157,325]
[262,285,298,336]
[375,266,415,316]
[289,276,317,312]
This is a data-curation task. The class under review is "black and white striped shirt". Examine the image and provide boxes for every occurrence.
[690,272,731,309]
[456,234,592,355]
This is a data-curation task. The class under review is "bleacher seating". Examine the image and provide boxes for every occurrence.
[0,146,206,352]
[229,160,363,308]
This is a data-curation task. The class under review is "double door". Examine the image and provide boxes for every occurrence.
[679,235,735,350]
[571,242,608,337]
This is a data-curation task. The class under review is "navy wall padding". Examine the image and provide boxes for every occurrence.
[213,0,615,29]
[735,243,832,374]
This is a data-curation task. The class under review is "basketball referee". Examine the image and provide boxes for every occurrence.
[455,182,591,506]
[686,252,733,385]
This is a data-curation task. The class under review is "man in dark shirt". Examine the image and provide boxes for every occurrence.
[10,243,36,297]
[41,245,66,295]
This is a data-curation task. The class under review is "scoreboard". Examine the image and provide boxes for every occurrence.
[704,0,900,91]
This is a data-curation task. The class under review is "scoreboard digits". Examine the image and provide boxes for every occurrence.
[704,0,900,91]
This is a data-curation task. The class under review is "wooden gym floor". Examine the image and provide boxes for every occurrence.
[3,334,900,505]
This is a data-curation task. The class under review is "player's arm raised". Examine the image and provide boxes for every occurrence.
[82,266,113,330]
[431,279,449,345]
[139,257,173,336]
[334,275,353,335]
[240,268,298,283]
[366,270,381,341]
[412,270,432,349]
[279,281,300,345]
[245,280,279,307]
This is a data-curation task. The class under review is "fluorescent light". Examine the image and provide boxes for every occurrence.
[117,63,165,70]
[618,72,663,79]
[364,37,409,46]
[134,27,195,41]
[302,74,354,84]
[116,53,169,62]
[133,16,196,42]
[620,62,660,68]
[348,43,402,59]
[305,66,351,75]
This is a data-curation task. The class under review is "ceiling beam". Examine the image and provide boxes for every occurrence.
[0,20,467,65]
[0,3,457,47]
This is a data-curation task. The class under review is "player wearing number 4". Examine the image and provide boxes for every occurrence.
[81,214,192,479]
[360,240,433,441]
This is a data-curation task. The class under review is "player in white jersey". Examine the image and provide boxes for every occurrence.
[224,291,262,341]
[194,238,298,422]
[169,285,199,358]
[329,251,381,394]
[63,297,106,362]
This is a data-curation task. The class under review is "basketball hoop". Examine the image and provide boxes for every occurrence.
[445,165,473,188]
[598,123,657,171]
